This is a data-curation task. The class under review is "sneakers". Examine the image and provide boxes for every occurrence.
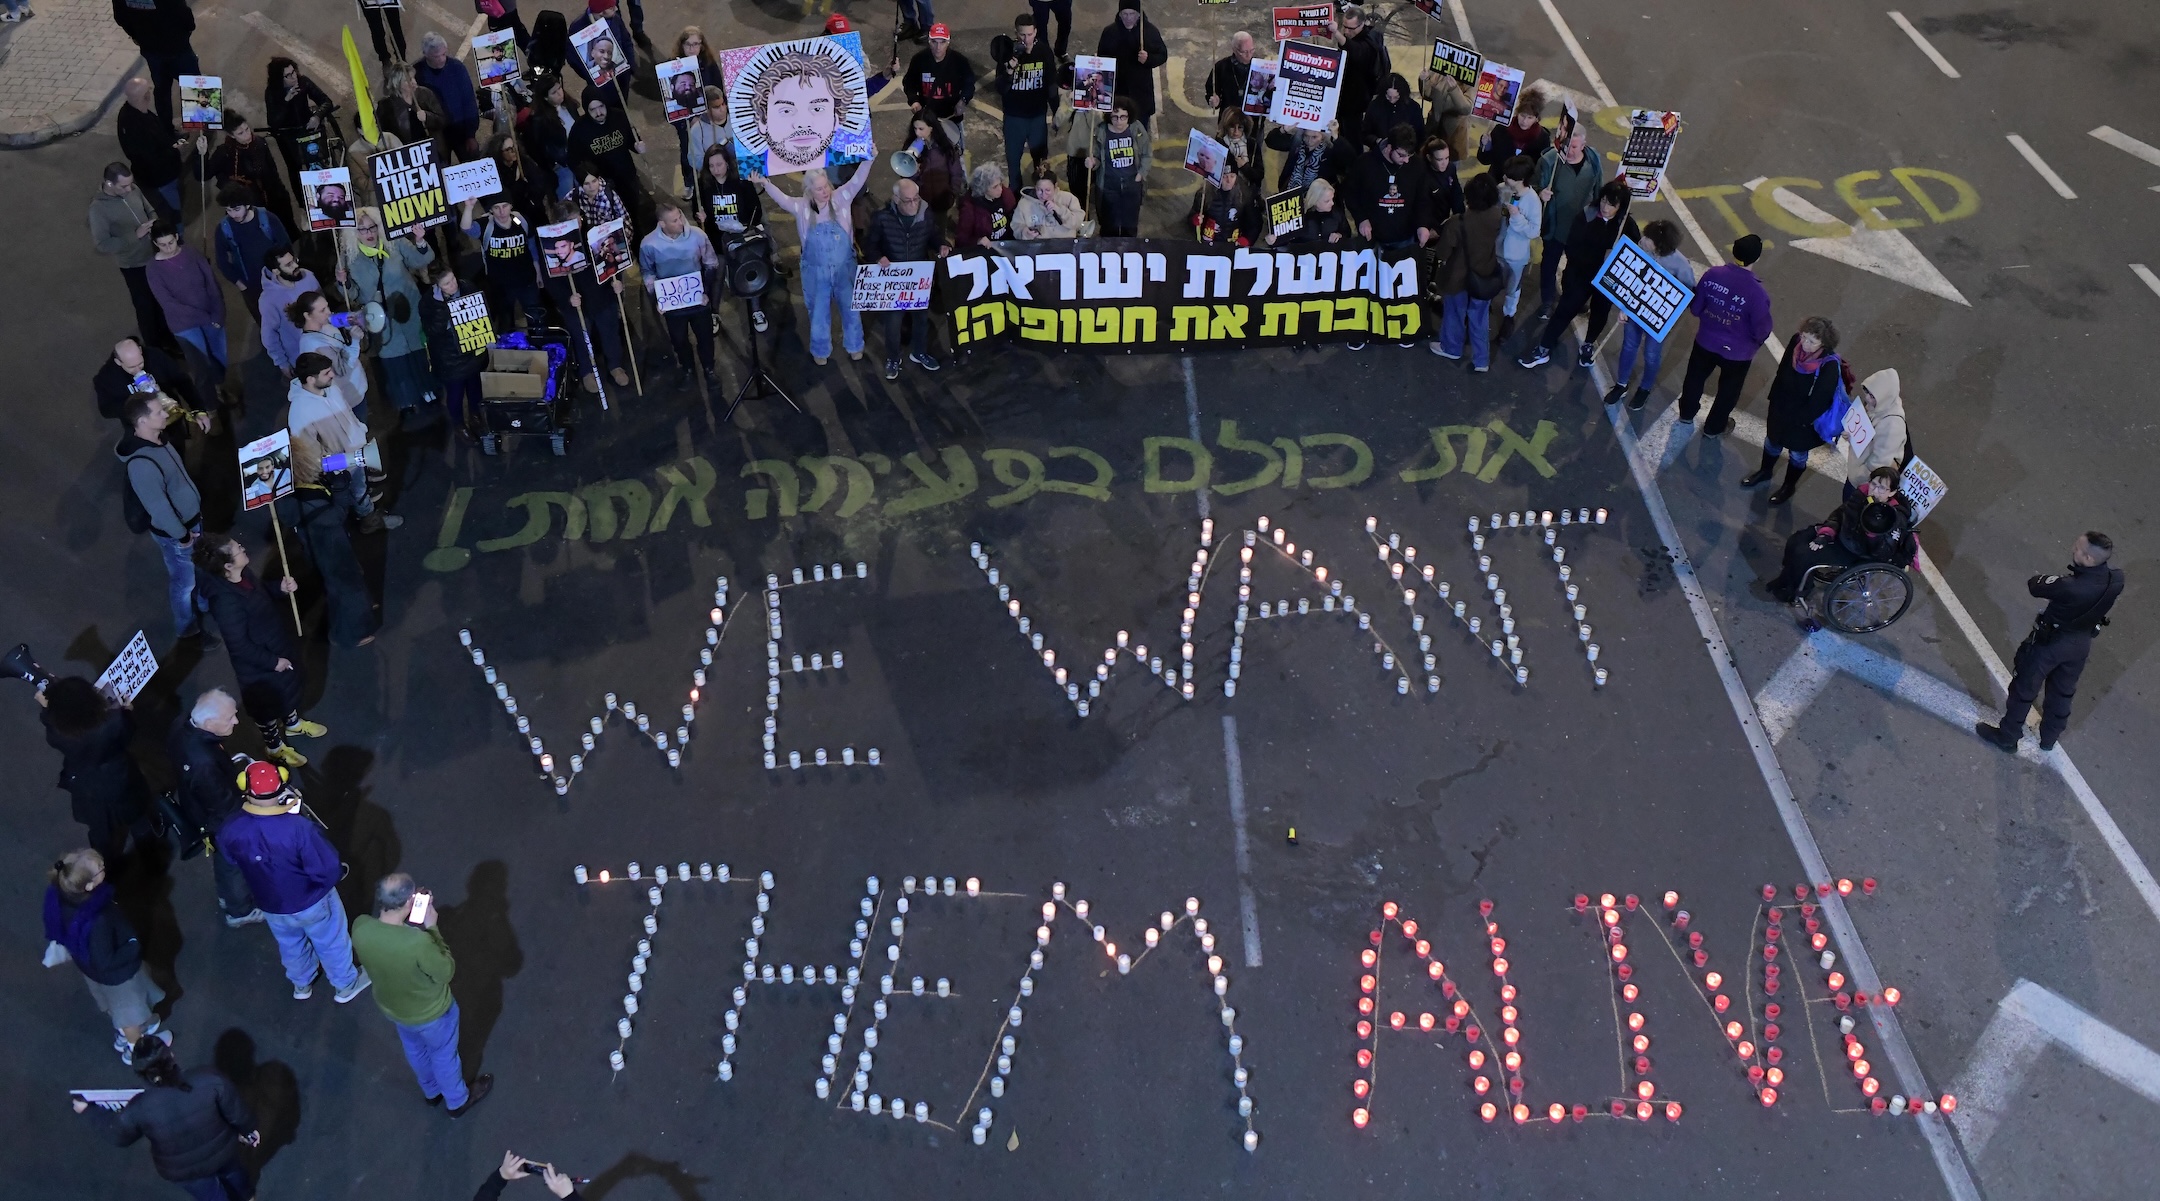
[1517,347,1552,368]
[1629,387,1650,411]
[1602,384,1627,406]
[290,718,328,739]
[268,744,308,770]
[581,372,601,395]
[448,1074,495,1118]
[1398,339,1417,349]
[908,351,941,372]
[333,968,373,1005]
[1471,363,1489,373]
[813,354,829,366]
[293,975,316,1001]
[848,350,865,361]
[1430,342,1461,361]
[2039,737,2058,752]
[751,309,769,333]
[884,359,901,381]
[1576,344,1596,368]
[1975,722,2020,752]
[223,908,268,928]
[678,183,694,202]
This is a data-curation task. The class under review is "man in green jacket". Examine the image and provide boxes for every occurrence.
[1532,123,1605,318]
[351,873,494,1116]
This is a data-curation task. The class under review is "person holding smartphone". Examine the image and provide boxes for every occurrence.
[476,1149,585,1199]
[350,873,493,1116]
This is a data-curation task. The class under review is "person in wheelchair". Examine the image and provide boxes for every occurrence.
[1768,465,1914,604]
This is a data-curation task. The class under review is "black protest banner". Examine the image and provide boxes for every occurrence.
[449,292,496,353]
[1265,190,1304,238]
[942,240,1424,352]
[1429,37,1481,89]
[372,142,449,238]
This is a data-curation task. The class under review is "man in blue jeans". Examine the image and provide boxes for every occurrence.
[996,16,1056,193]
[351,873,494,1116]
[116,394,209,642]
[219,761,372,1004]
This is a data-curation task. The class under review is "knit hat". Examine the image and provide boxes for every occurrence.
[1731,234,1763,265]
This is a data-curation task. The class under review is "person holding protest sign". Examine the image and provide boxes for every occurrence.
[1095,5,1166,128]
[684,86,734,198]
[570,91,648,231]
[109,0,198,127]
[1330,5,1387,149]
[1605,219,1696,409]
[1086,99,1149,236]
[116,392,210,642]
[1430,171,1504,371]
[91,163,178,353]
[41,848,166,1062]
[1064,90,1101,216]
[537,203,630,392]
[1533,122,1605,319]
[287,349,402,533]
[1840,369,1908,500]
[146,220,229,397]
[1743,316,1852,506]
[206,110,298,238]
[865,178,951,380]
[1419,68,1473,154]
[753,166,870,365]
[167,688,265,925]
[566,0,637,93]
[337,210,437,422]
[636,200,720,385]
[1475,88,1547,169]
[420,265,493,434]
[693,146,769,332]
[116,78,198,226]
[1270,177,1350,247]
[262,57,335,205]
[73,1033,260,1198]
[416,32,483,160]
[667,27,725,201]
[195,535,323,770]
[212,185,292,318]
[37,683,152,864]
[997,16,1057,201]
[1204,31,1256,115]
[1518,179,1636,370]
[478,0,530,48]
[1265,125,1350,197]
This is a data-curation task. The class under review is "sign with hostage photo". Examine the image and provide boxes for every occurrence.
[721,32,874,178]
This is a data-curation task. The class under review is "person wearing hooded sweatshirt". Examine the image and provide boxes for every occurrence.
[1519,179,1636,370]
[219,759,372,1004]
[1840,368,1908,501]
[76,1034,259,1199]
[42,848,167,1063]
[1361,74,1422,156]
[1675,233,1775,437]
[1095,4,1167,126]
[1533,122,1605,317]
[116,393,208,641]
[288,350,399,532]
[569,88,647,225]
[91,162,175,350]
[1429,172,1505,371]
[258,246,319,378]
[1605,218,1696,410]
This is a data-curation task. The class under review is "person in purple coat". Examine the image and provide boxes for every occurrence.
[1674,233,1774,437]
[218,762,372,1004]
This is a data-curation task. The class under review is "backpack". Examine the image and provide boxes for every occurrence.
[1811,355,1855,443]
[122,485,154,534]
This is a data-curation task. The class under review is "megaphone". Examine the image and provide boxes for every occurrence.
[4,643,52,689]
[362,301,388,334]
[890,150,919,178]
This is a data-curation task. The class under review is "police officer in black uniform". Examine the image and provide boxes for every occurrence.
[1977,531,2124,753]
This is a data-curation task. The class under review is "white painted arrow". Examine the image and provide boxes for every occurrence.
[1948,980,2160,1160]
[1745,177,1970,306]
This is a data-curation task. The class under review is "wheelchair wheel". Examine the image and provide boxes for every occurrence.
[1821,563,1913,634]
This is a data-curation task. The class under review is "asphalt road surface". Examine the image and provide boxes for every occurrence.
[1,1,2153,1198]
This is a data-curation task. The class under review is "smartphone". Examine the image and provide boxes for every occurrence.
[406,889,433,927]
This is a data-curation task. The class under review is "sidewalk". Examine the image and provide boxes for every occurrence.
[0,0,141,147]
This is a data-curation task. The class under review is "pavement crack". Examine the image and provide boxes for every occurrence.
[1417,740,1508,799]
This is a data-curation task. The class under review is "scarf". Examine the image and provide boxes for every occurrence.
[356,238,388,260]
[1794,344,1828,375]
[43,884,114,964]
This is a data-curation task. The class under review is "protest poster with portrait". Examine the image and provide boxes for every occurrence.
[299,167,356,231]
[1184,129,1232,188]
[94,631,159,706]
[1429,37,1481,89]
[1072,55,1117,114]
[721,32,873,178]
[1240,58,1279,119]
[587,217,629,284]
[443,159,503,204]
[1268,41,1343,131]
[178,76,222,130]
[1590,236,1695,343]
[372,141,448,237]
[1618,108,1682,199]
[237,429,294,512]
[571,20,627,89]
[1899,457,1948,524]
[1271,4,1333,41]
[1470,61,1525,122]
[473,27,520,87]
[448,292,495,353]
[653,273,708,312]
[538,219,588,277]
[657,57,708,123]
[1265,188,1304,238]
[852,261,935,311]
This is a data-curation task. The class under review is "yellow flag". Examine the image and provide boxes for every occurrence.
[343,27,379,144]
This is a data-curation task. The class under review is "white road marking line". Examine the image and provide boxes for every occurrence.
[1949,980,2160,1159]
[1532,0,1615,108]
[2131,264,2160,299]
[1181,356,1209,521]
[1751,637,1838,745]
[1590,318,1983,1201]
[1221,716,1263,968]
[2089,125,2160,168]
[1887,11,1961,78]
[456,13,488,61]
[1447,0,1476,48]
[241,11,350,98]
[2006,134,2078,199]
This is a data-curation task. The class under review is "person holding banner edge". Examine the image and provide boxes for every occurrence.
[1429,171,1504,371]
[420,264,493,435]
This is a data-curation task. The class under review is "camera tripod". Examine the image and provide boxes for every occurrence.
[720,300,800,425]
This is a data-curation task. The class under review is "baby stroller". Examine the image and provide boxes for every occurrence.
[478,328,574,456]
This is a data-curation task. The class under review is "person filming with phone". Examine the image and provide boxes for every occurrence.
[350,872,493,1117]
[476,1149,586,1199]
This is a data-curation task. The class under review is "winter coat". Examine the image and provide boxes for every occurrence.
[1361,76,1423,149]
[206,136,293,219]
[89,188,160,269]
[340,237,434,359]
[167,717,249,836]
[414,57,481,132]
[864,201,949,263]
[1266,128,1352,195]
[376,87,448,158]
[44,883,143,986]
[1765,343,1845,455]
[523,100,575,180]
[1336,25,1389,141]
[82,1070,255,1184]
[1417,160,1465,223]
[257,266,320,373]
[218,805,342,916]
[1558,205,1636,290]
[1014,188,1085,239]
[907,136,965,213]
[1094,12,1169,122]
[213,207,293,288]
[1280,203,1352,246]
[116,104,183,189]
[199,568,297,684]
[116,431,201,540]
[955,190,1018,246]
[570,107,642,198]
[147,248,225,334]
[1477,113,1549,170]
[95,345,200,426]
[43,706,151,835]
[287,378,369,486]
[1344,148,1428,245]
[264,75,333,146]
[1843,368,1909,488]
[903,48,977,120]
[1535,148,1605,243]
[1438,202,1505,297]
[1193,184,1259,247]
[1690,263,1774,361]
[1205,54,1253,112]
[1421,73,1474,149]
[109,0,195,54]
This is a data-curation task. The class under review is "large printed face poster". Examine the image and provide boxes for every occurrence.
[1240,58,1279,119]
[178,76,222,130]
[539,219,588,277]
[473,28,521,87]
[658,57,708,123]
[1267,41,1343,132]
[1185,129,1231,188]
[1470,61,1526,122]
[237,429,295,512]
[1072,55,1117,114]
[587,217,629,284]
[721,33,872,178]
[371,141,449,237]
[299,167,355,231]
[571,20,627,89]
